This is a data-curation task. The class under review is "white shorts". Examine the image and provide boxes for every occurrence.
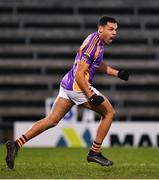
[58,86,102,105]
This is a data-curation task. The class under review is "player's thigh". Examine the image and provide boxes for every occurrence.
[82,96,114,118]
[47,96,74,122]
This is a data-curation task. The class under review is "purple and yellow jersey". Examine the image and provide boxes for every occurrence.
[60,32,104,92]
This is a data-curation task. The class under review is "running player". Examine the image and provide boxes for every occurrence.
[5,16,129,169]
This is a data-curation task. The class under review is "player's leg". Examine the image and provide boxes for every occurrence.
[83,97,115,143]
[23,97,74,141]
[6,96,74,169]
[82,96,115,166]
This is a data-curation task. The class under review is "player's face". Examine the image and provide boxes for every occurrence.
[99,22,118,44]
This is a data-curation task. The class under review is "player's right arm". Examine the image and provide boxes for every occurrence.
[74,33,105,106]
[74,34,99,98]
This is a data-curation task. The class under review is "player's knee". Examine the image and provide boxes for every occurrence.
[50,119,59,127]
[106,107,116,119]
[111,108,116,118]
[46,116,60,128]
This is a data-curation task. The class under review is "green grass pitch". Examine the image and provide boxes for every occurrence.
[0,146,159,179]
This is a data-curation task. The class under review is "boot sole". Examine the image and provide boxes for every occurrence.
[87,156,113,166]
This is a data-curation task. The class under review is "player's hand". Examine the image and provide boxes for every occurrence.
[118,70,130,81]
[89,94,104,106]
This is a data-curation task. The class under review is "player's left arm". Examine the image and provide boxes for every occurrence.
[98,61,130,81]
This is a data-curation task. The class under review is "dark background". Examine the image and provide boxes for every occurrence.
[0,0,159,143]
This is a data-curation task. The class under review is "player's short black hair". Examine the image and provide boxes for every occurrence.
[98,16,117,26]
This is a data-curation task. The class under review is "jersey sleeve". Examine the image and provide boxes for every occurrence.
[82,34,99,64]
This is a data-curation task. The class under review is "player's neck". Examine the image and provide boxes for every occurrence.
[97,31,105,45]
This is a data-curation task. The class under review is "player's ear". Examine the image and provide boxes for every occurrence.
[98,25,103,34]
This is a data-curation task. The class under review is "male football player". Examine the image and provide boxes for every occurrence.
[5,16,129,169]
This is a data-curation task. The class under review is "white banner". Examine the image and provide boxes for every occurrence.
[14,122,159,147]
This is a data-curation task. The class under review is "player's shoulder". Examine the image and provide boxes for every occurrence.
[88,32,100,41]
[83,32,100,46]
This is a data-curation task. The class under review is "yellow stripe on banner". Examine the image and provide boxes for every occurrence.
[63,127,83,147]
